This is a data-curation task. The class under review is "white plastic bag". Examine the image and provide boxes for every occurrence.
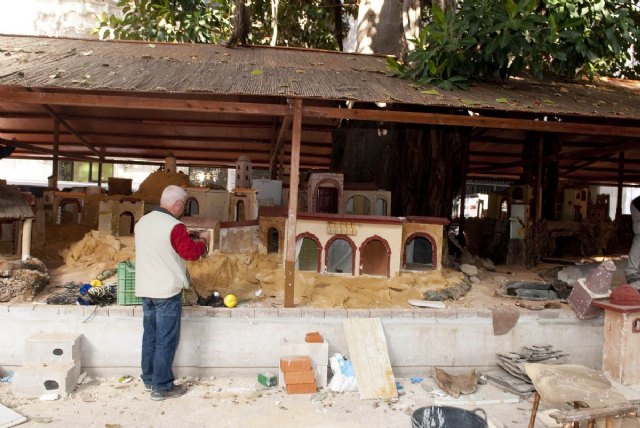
[328,353,358,393]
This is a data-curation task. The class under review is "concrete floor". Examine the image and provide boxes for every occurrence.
[1,375,548,428]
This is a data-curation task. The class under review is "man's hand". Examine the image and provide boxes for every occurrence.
[198,231,210,244]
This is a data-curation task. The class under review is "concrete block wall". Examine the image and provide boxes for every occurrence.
[0,304,604,379]
[12,332,83,397]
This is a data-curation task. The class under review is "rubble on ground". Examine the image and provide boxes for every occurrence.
[0,258,49,303]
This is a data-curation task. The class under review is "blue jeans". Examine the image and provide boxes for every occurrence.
[141,293,182,392]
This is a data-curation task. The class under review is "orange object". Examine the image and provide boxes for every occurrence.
[305,332,323,343]
[284,369,315,385]
[280,355,311,372]
[286,383,317,394]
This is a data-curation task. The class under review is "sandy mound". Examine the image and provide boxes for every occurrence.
[60,230,134,267]
[187,251,464,308]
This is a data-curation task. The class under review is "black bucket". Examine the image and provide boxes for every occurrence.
[411,406,488,428]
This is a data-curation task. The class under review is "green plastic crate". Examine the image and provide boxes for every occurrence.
[117,260,186,305]
[117,260,142,305]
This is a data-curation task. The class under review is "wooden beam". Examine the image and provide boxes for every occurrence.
[43,106,99,155]
[616,152,624,221]
[471,160,523,173]
[534,133,543,222]
[1,137,97,162]
[303,106,640,138]
[0,90,290,116]
[284,98,302,308]
[269,115,293,177]
[52,119,59,190]
[551,139,640,161]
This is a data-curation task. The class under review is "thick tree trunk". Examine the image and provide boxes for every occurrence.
[335,121,467,218]
[355,0,404,56]
[225,0,251,47]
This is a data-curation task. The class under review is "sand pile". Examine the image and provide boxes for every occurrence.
[133,171,190,203]
[60,230,134,268]
[187,251,284,301]
[187,251,464,308]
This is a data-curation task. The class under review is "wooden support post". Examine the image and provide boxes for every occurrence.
[284,98,302,308]
[52,119,59,189]
[97,155,103,187]
[535,133,543,223]
[458,137,469,231]
[616,152,624,221]
[528,391,540,428]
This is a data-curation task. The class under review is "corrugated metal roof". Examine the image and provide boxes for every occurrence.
[0,185,34,219]
[0,35,639,120]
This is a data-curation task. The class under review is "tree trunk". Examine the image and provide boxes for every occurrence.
[355,0,404,56]
[402,0,422,52]
[335,121,467,218]
[226,0,251,47]
[270,0,279,46]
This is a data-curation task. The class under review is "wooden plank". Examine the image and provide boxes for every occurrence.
[0,403,27,428]
[548,402,637,423]
[0,90,290,116]
[302,105,640,138]
[284,99,301,308]
[343,318,398,400]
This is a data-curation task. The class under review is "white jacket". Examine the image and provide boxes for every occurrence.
[134,210,189,298]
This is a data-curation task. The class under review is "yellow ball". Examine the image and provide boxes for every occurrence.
[89,279,102,287]
[223,294,237,308]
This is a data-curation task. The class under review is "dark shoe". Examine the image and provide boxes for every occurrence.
[150,383,187,401]
[144,384,152,392]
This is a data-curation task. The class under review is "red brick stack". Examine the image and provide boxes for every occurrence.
[280,355,317,394]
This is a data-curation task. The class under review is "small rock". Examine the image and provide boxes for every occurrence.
[460,264,478,276]
[480,258,496,272]
[311,391,328,402]
[470,276,481,283]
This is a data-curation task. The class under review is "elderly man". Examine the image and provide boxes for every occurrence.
[626,195,640,287]
[134,185,209,400]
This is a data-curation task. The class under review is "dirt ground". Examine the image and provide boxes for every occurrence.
[1,226,635,427]
[24,225,628,310]
[0,374,549,428]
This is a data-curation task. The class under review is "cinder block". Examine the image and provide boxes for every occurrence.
[12,363,81,398]
[25,333,82,365]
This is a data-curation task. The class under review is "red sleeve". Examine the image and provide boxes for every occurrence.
[170,224,206,261]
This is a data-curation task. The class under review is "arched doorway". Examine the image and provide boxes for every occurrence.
[316,187,338,213]
[296,236,320,272]
[360,237,390,276]
[185,197,199,216]
[375,198,387,216]
[118,211,135,236]
[59,200,80,224]
[267,227,279,253]
[404,235,434,270]
[235,200,245,221]
[346,195,370,215]
[326,237,354,274]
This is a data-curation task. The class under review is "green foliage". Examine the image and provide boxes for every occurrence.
[389,0,640,89]
[94,0,232,43]
[95,0,356,50]
[250,1,356,49]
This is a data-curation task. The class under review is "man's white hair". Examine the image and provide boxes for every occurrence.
[160,185,187,207]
